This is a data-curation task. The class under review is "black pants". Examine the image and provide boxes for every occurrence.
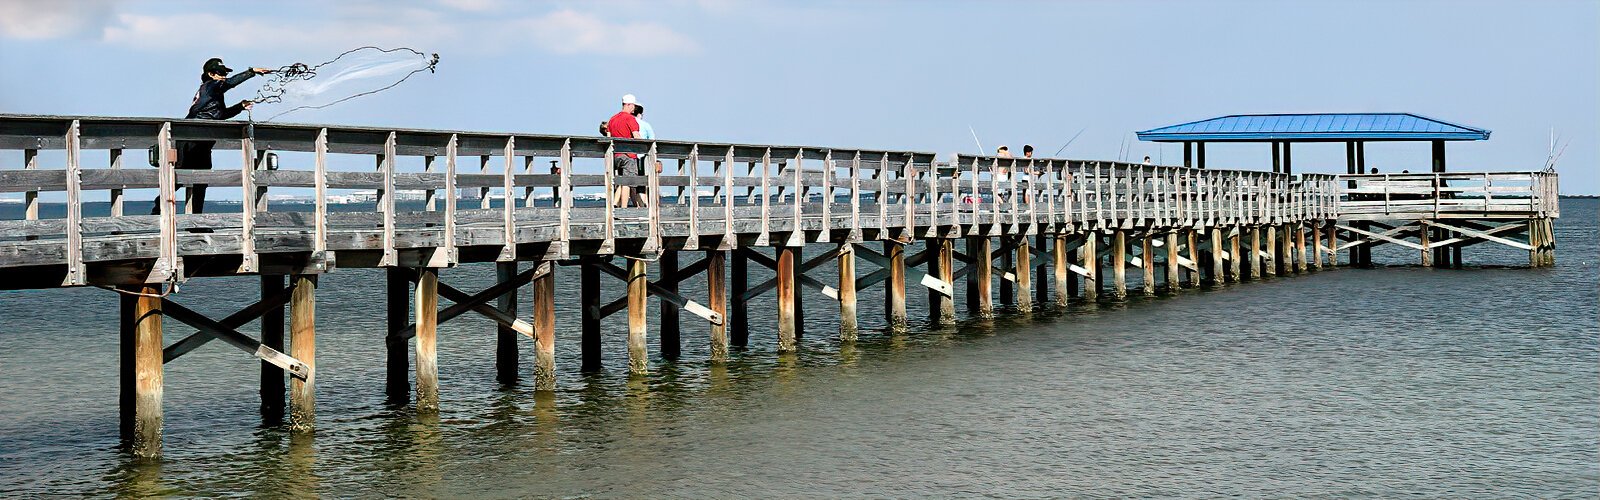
[152,140,213,215]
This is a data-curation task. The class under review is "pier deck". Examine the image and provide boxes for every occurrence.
[0,114,1560,457]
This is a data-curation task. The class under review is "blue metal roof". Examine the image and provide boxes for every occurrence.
[1136,113,1491,142]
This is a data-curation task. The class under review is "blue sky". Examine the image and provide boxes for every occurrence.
[1,0,1595,194]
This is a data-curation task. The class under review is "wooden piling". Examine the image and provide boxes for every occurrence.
[885,240,908,329]
[532,261,557,390]
[707,250,730,360]
[931,238,956,324]
[385,268,409,402]
[121,285,163,457]
[627,257,649,374]
[1265,225,1278,277]
[976,236,996,315]
[289,274,316,431]
[1249,226,1263,279]
[580,260,602,371]
[966,237,983,313]
[1034,234,1049,307]
[659,251,681,360]
[999,238,1014,306]
[1142,235,1156,295]
[1112,230,1127,300]
[1053,233,1069,307]
[414,269,439,412]
[1081,233,1098,301]
[259,275,285,422]
[836,244,857,341]
[1016,236,1033,311]
[1165,231,1181,290]
[1210,227,1224,284]
[730,250,749,348]
[776,246,798,352]
[495,262,519,384]
[1295,223,1308,273]
[792,246,805,341]
[1186,229,1200,285]
[1228,227,1242,282]
[1420,224,1433,267]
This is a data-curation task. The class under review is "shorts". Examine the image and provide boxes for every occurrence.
[613,155,641,175]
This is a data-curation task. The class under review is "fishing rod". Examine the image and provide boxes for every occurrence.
[1052,127,1086,157]
[968,125,985,155]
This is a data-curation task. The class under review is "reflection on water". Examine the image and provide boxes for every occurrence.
[0,200,1595,497]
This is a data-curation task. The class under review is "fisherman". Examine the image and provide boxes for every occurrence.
[606,94,642,207]
[157,58,271,215]
[1143,155,1152,165]
[630,103,664,206]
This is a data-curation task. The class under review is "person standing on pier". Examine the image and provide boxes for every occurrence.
[607,94,642,207]
[631,103,663,206]
[154,58,270,215]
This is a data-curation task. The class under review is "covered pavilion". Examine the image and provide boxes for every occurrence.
[1134,112,1491,174]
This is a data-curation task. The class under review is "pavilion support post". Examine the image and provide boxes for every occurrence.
[1141,234,1156,295]
[1016,236,1033,311]
[1081,233,1098,301]
[495,262,519,384]
[289,274,316,430]
[532,261,557,391]
[1197,142,1207,169]
[627,257,649,374]
[1183,141,1193,168]
[1272,142,1281,174]
[776,246,798,352]
[1165,231,1181,290]
[659,251,680,360]
[885,240,908,330]
[385,268,409,403]
[1034,234,1049,307]
[1053,233,1070,307]
[414,269,439,412]
[1283,143,1292,175]
[1111,230,1127,300]
[976,236,996,316]
[931,238,956,324]
[259,274,285,423]
[1228,226,1242,282]
[730,250,749,348]
[121,285,163,457]
[836,244,858,341]
[580,260,602,371]
[707,250,730,360]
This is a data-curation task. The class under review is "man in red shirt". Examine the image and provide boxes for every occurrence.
[607,94,641,207]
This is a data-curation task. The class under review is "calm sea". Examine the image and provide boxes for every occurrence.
[0,199,1594,498]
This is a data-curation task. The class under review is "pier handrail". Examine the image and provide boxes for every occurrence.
[0,114,1561,289]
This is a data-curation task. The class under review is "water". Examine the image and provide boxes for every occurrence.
[1,200,1594,497]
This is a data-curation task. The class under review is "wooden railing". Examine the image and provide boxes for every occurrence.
[0,115,1559,287]
[1337,172,1560,220]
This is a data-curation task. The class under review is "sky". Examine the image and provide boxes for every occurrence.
[1,0,1595,194]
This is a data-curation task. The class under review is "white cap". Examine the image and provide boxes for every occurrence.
[621,94,636,105]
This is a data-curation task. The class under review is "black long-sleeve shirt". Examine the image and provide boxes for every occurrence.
[185,71,256,120]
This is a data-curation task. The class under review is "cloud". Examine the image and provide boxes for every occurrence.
[0,0,116,39]
[437,0,505,12]
[511,9,700,56]
[102,9,450,52]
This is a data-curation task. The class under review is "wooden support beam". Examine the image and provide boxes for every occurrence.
[792,246,805,342]
[1228,227,1242,282]
[1186,229,1200,284]
[627,257,649,374]
[1081,233,1098,300]
[1210,227,1225,284]
[930,238,956,324]
[1034,234,1049,306]
[838,243,859,341]
[581,260,602,371]
[885,240,908,330]
[1249,226,1263,279]
[1141,235,1156,296]
[1420,223,1433,266]
[121,285,163,458]
[260,275,285,423]
[495,262,519,384]
[966,237,981,312]
[969,236,993,315]
[1111,230,1127,300]
[776,246,798,352]
[386,268,409,403]
[731,250,749,348]
[999,238,1014,305]
[415,268,439,412]
[532,261,556,390]
[289,274,316,431]
[1053,233,1070,307]
[1265,225,1278,276]
[659,251,681,360]
[163,285,294,363]
[707,250,730,360]
[1016,235,1033,311]
[160,299,310,382]
[1165,231,1181,290]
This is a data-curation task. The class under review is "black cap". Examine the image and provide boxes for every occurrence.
[203,58,232,76]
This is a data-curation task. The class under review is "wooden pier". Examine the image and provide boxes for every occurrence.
[0,114,1560,457]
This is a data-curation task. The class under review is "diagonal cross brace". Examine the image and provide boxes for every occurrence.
[161,297,311,380]
[163,284,293,363]
[738,245,844,301]
[594,260,724,325]
[393,265,541,341]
